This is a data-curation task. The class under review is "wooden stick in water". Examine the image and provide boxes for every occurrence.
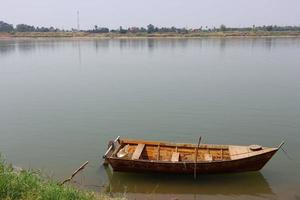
[61,161,89,185]
[194,136,202,180]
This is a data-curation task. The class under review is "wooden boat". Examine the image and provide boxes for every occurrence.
[103,136,284,174]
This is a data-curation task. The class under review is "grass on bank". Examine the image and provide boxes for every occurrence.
[0,157,125,200]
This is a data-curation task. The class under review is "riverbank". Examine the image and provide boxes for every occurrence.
[0,157,125,200]
[1,31,300,39]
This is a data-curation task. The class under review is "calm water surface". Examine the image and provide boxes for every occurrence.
[0,38,300,200]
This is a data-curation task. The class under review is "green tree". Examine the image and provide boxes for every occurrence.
[16,24,35,32]
[220,24,226,32]
[119,26,127,34]
[266,25,273,31]
[147,24,155,33]
[0,21,14,32]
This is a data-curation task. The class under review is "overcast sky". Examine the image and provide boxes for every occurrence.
[1,0,300,30]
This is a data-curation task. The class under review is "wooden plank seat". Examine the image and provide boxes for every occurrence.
[171,152,180,162]
[132,144,145,160]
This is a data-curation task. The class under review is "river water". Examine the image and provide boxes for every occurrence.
[0,38,300,200]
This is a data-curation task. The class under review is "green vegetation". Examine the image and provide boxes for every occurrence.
[0,21,14,32]
[0,157,125,200]
[1,20,300,38]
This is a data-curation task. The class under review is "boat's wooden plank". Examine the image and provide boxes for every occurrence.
[132,144,145,160]
[229,146,250,160]
[171,152,179,162]
[157,145,160,160]
[221,148,223,160]
[204,154,213,162]
[229,145,278,160]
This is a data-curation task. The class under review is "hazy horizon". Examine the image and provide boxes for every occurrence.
[1,0,300,30]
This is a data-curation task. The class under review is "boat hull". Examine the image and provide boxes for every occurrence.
[107,149,277,174]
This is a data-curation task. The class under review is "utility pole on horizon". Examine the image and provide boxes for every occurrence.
[77,10,80,31]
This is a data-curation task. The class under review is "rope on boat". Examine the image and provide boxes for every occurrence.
[278,142,300,168]
[280,146,293,161]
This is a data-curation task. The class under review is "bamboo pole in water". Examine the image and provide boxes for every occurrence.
[194,136,202,180]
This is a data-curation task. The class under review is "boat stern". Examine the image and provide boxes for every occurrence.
[103,136,121,165]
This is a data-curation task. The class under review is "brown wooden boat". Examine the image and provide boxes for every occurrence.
[103,136,284,174]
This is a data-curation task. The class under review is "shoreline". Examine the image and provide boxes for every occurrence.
[1,31,300,40]
[0,157,125,200]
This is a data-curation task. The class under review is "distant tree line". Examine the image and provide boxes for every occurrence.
[0,21,63,32]
[218,24,300,32]
[0,21,14,32]
[1,20,300,33]
[71,23,300,34]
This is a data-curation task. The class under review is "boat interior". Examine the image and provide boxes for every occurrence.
[109,139,268,162]
[111,139,239,162]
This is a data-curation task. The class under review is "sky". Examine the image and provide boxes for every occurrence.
[0,0,300,30]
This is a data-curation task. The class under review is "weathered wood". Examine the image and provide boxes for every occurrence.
[109,148,278,174]
[104,137,281,175]
[121,139,229,149]
[204,154,213,162]
[221,148,223,160]
[122,143,231,162]
[132,144,145,160]
[157,145,160,160]
[61,161,89,185]
[229,146,250,160]
[171,152,180,162]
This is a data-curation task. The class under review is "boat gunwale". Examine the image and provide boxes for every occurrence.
[120,138,230,149]
[120,138,276,151]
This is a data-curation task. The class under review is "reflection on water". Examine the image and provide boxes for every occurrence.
[93,39,109,51]
[104,166,274,199]
[0,40,16,55]
[72,40,82,65]
[1,38,300,58]
[17,40,37,53]
[0,39,67,56]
